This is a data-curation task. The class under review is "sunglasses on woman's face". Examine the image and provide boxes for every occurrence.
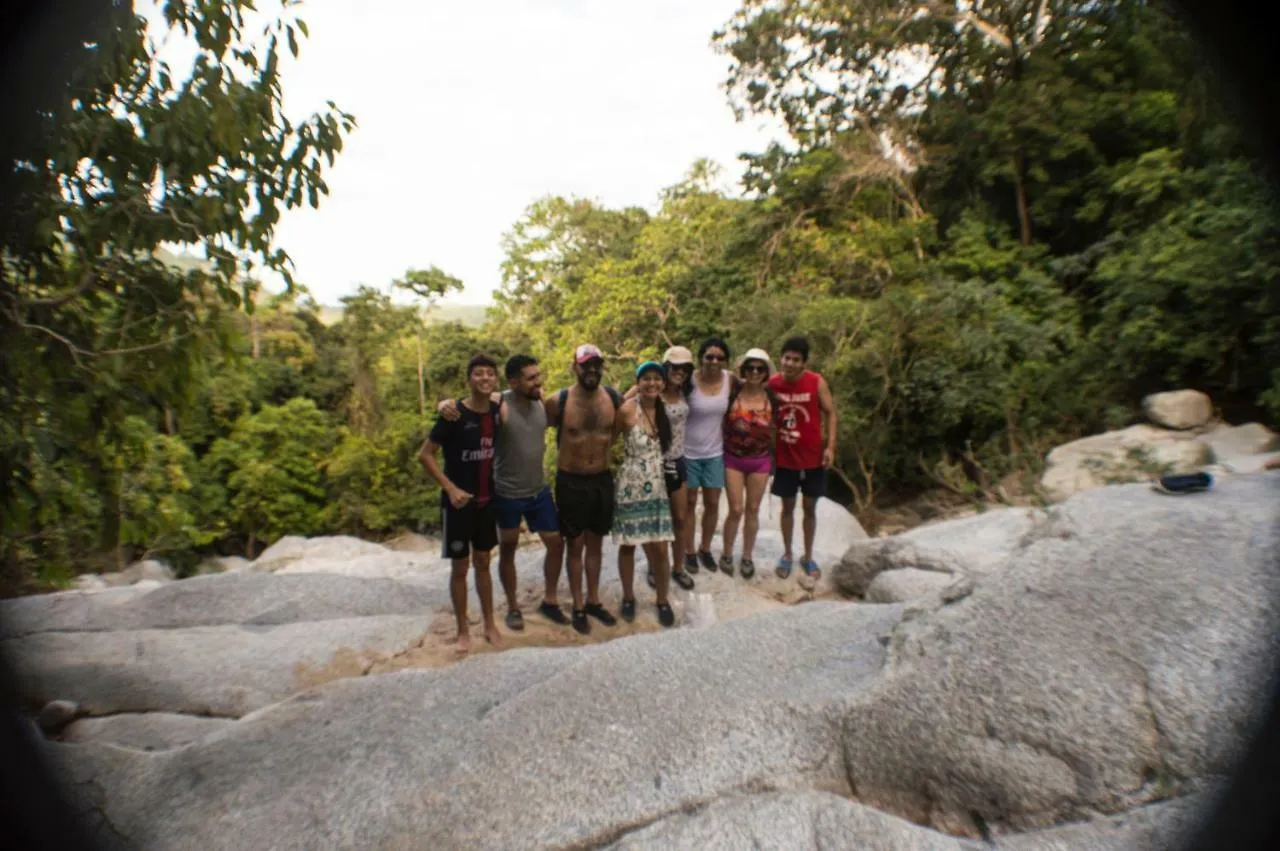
[665,363,691,373]
[703,353,725,362]
[742,364,767,374]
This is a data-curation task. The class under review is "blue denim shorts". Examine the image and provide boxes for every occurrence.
[493,486,559,532]
[684,456,725,490]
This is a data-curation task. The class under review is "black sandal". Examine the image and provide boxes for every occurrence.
[620,598,636,622]
[539,601,570,625]
[672,570,695,590]
[583,602,617,627]
[571,609,590,635]
[656,602,675,628]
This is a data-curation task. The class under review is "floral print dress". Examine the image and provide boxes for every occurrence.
[613,420,675,545]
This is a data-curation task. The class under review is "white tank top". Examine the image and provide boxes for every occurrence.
[684,372,731,460]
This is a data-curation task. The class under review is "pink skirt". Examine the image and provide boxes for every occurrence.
[724,452,772,476]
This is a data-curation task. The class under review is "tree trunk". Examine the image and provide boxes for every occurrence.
[163,404,175,436]
[1013,150,1033,245]
[416,331,426,417]
[250,315,261,360]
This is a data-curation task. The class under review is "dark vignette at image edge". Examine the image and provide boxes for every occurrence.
[0,0,1276,848]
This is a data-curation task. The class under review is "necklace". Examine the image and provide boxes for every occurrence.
[639,402,658,438]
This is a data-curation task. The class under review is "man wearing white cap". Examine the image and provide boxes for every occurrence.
[545,343,624,635]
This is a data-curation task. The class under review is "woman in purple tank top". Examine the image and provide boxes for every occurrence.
[682,337,739,575]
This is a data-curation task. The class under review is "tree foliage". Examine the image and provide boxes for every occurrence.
[2,0,1276,592]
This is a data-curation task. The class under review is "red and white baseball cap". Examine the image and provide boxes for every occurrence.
[573,343,603,364]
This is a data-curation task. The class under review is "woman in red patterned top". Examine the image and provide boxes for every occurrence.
[719,347,776,578]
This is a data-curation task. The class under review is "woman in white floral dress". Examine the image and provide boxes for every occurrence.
[613,361,676,627]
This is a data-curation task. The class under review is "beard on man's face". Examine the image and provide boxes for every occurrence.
[577,369,602,390]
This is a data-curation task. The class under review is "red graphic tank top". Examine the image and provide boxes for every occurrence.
[768,370,823,470]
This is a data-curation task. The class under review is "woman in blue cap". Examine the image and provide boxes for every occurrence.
[612,360,677,627]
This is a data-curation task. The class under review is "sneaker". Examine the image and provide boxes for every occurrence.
[697,550,716,572]
[505,609,524,631]
[739,558,755,579]
[718,554,735,577]
[571,609,590,635]
[685,553,700,574]
[672,569,695,591]
[539,601,570,625]
[656,602,675,628]
[583,602,617,627]
[620,598,636,622]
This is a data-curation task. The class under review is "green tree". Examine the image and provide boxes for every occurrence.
[206,397,334,555]
[1,0,353,584]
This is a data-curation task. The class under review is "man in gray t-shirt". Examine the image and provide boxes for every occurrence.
[439,355,569,629]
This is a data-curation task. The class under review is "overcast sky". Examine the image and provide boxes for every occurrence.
[190,0,785,306]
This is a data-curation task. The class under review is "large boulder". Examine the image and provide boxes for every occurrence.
[23,477,1277,850]
[0,572,441,638]
[865,568,957,604]
[61,713,235,752]
[252,535,389,572]
[842,476,1280,835]
[834,507,1042,600]
[46,603,905,851]
[992,790,1217,850]
[1040,424,1211,501]
[1204,422,1280,475]
[1143,389,1213,430]
[6,614,428,717]
[605,790,981,850]
[104,559,175,587]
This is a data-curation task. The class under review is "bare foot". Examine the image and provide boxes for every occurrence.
[454,632,472,655]
[484,625,505,649]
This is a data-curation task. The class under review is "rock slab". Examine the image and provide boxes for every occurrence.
[1143,389,1213,430]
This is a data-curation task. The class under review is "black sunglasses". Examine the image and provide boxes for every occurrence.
[703,353,726,362]
[742,363,768,374]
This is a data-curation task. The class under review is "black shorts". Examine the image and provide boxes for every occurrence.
[555,470,615,538]
[441,497,498,560]
[663,457,687,495]
[771,466,827,500]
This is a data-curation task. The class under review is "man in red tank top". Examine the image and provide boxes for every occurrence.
[767,336,837,581]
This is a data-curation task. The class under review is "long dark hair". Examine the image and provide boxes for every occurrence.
[655,397,672,455]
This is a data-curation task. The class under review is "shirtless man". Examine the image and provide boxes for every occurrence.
[545,344,623,635]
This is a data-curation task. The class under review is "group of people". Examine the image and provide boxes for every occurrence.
[418,336,837,653]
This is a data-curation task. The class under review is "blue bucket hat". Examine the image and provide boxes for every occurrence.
[635,360,665,379]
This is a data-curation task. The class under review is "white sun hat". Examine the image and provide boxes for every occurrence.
[736,347,774,375]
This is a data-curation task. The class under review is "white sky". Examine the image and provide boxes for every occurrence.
[211,0,786,306]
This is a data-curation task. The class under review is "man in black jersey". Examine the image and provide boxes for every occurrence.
[419,354,503,654]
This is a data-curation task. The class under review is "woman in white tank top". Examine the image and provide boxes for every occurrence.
[682,338,738,574]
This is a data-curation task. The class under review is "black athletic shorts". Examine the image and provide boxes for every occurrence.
[441,497,498,560]
[663,457,687,495]
[555,470,615,538]
[771,466,827,500]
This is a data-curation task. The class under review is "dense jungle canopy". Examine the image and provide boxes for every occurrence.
[2,0,1277,593]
